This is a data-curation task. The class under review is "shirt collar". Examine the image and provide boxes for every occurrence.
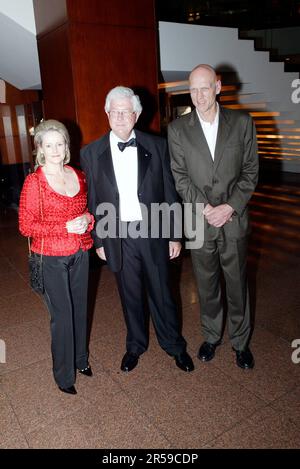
[196,103,219,126]
[110,130,136,145]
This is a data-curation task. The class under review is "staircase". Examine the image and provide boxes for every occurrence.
[249,177,300,265]
[239,28,300,74]
[158,22,300,173]
[220,83,300,173]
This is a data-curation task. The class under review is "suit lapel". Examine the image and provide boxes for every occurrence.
[96,135,118,190]
[213,107,231,170]
[136,137,151,190]
[188,110,213,166]
[96,132,152,192]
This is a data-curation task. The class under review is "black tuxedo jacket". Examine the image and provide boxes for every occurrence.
[80,130,179,272]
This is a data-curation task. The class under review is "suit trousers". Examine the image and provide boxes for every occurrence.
[43,249,89,388]
[191,232,251,350]
[115,236,186,357]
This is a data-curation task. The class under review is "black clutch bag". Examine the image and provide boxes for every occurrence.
[28,250,44,294]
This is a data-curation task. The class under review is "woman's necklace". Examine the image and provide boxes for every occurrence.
[43,169,67,184]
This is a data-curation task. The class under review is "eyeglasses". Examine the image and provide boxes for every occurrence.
[109,110,136,119]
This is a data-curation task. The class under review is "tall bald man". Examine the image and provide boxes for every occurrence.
[168,65,258,369]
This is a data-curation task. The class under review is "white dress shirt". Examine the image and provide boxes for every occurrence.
[197,104,219,160]
[110,131,142,222]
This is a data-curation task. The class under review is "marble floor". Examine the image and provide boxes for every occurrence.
[0,175,300,449]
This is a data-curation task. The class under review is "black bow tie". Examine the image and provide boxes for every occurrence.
[117,138,137,152]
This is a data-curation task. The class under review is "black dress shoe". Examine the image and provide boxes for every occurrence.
[121,352,139,372]
[234,347,254,369]
[78,365,93,376]
[58,385,77,395]
[198,341,218,362]
[175,351,195,372]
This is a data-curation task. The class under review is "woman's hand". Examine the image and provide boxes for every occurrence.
[96,247,106,260]
[66,214,90,234]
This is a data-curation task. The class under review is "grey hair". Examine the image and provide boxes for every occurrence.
[34,119,71,168]
[104,86,142,113]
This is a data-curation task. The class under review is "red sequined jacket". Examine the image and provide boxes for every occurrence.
[19,166,94,256]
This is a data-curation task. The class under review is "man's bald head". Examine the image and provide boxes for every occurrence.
[189,64,217,83]
[189,64,221,121]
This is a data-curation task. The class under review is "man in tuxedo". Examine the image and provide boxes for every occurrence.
[80,86,194,373]
[168,65,259,369]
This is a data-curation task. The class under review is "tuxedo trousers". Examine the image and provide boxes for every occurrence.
[191,233,251,350]
[115,237,186,356]
[43,249,89,388]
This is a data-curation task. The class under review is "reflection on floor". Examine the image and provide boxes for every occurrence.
[0,175,300,449]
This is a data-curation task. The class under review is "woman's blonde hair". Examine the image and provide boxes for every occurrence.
[34,119,71,168]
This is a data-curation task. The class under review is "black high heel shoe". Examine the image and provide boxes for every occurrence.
[78,365,93,377]
[59,385,77,395]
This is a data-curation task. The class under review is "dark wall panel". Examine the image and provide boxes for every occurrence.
[37,24,76,122]
[35,0,159,151]
[67,0,155,28]
[70,23,159,144]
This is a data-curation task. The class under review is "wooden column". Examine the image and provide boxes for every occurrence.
[0,82,39,165]
[0,81,41,205]
[33,0,159,152]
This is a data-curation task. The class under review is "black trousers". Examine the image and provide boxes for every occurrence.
[115,237,186,357]
[43,249,89,388]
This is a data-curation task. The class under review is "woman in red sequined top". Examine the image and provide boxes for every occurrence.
[19,119,94,395]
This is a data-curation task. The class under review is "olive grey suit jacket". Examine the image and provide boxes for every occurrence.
[168,107,259,241]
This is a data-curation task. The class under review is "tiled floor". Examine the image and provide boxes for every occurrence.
[0,177,300,449]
